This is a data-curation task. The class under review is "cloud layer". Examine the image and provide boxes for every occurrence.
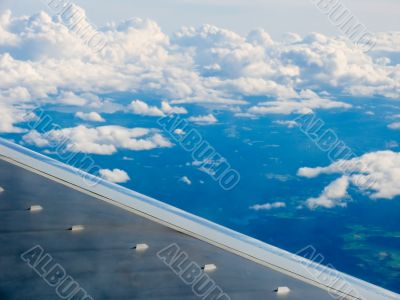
[1,6,399,132]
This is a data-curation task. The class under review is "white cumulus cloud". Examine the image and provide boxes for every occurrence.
[188,114,218,125]
[305,176,350,210]
[0,5,400,140]
[247,90,351,116]
[298,151,400,208]
[22,125,173,155]
[100,169,130,183]
[128,100,187,117]
[174,128,185,135]
[75,112,105,122]
[129,100,164,116]
[0,6,398,127]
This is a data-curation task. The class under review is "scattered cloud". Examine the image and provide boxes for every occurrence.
[100,168,130,183]
[59,92,89,106]
[265,173,292,182]
[388,122,400,130]
[128,100,187,117]
[247,90,351,116]
[22,125,173,155]
[180,176,192,185]
[75,112,105,122]
[122,156,134,161]
[250,202,286,211]
[160,101,188,115]
[129,100,164,117]
[174,128,185,135]
[273,120,299,128]
[0,186,4,193]
[188,114,218,125]
[305,176,350,209]
[298,151,400,208]
[56,92,123,113]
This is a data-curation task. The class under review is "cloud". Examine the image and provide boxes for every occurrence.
[0,186,4,193]
[59,92,89,106]
[174,128,185,135]
[160,101,188,115]
[180,176,192,185]
[99,169,130,183]
[129,100,164,116]
[56,92,124,113]
[22,130,50,147]
[298,151,400,204]
[273,120,299,128]
[0,102,33,133]
[128,100,187,117]
[247,90,351,116]
[305,176,350,209]
[265,173,291,182]
[23,125,173,155]
[388,122,400,130]
[0,6,399,125]
[188,114,218,125]
[249,202,286,211]
[0,87,36,133]
[75,112,105,122]
[297,166,327,178]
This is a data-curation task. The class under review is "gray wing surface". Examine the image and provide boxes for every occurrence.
[0,138,399,300]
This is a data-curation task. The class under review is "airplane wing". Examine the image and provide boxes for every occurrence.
[0,138,399,300]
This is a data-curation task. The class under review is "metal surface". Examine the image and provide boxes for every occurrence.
[0,138,399,300]
[0,158,333,300]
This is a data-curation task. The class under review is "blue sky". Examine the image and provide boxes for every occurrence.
[2,0,399,37]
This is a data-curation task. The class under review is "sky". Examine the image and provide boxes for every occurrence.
[1,0,399,37]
